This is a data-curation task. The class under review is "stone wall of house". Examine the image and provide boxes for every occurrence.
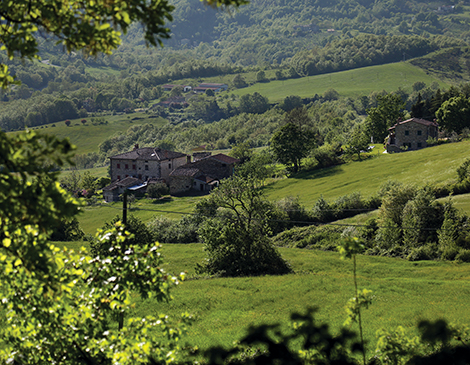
[169,175,193,195]
[393,122,437,151]
[103,190,119,202]
[110,156,188,182]
[160,156,189,181]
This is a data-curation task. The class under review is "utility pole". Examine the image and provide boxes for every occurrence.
[122,190,128,227]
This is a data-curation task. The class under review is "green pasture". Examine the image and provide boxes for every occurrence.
[264,141,470,207]
[125,243,470,353]
[23,113,167,155]
[77,194,204,234]
[61,166,109,178]
[231,62,450,102]
[85,66,121,77]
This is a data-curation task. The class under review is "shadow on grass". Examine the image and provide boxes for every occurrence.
[292,164,344,180]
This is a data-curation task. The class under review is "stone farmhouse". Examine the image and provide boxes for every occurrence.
[169,153,239,195]
[386,118,439,153]
[109,145,189,183]
[103,146,238,201]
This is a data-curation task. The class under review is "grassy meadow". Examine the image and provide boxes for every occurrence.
[232,62,449,102]
[124,243,470,352]
[26,113,167,155]
[264,140,470,206]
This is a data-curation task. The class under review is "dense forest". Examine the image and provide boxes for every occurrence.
[1,0,470,134]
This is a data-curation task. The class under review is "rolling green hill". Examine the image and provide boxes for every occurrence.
[26,113,167,155]
[232,62,449,101]
[264,141,470,206]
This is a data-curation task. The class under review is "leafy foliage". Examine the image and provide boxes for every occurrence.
[90,215,155,257]
[0,131,188,363]
[146,181,170,199]
[436,95,470,134]
[365,93,405,142]
[270,122,315,174]
[197,176,292,277]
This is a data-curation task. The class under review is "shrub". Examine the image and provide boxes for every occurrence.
[146,182,169,199]
[272,224,343,250]
[455,249,470,262]
[310,143,342,169]
[49,217,85,241]
[196,176,292,277]
[65,120,71,126]
[148,216,199,244]
[407,244,438,261]
[440,243,459,261]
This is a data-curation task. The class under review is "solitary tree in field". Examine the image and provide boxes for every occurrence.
[197,176,292,277]
[270,122,315,173]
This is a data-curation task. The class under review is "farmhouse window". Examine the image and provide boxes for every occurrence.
[417,142,422,148]
[125,164,128,169]
[132,164,136,170]
[145,165,149,170]
[117,175,121,180]
[417,130,422,136]
[117,163,120,169]
[168,163,172,169]
[404,130,409,136]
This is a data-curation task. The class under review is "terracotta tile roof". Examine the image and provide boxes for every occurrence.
[198,83,227,87]
[110,147,187,161]
[169,153,238,180]
[170,166,202,177]
[103,177,143,191]
[206,153,239,164]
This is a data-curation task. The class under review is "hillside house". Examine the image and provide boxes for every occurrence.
[386,118,439,153]
[169,153,239,194]
[109,146,189,183]
[162,84,192,92]
[193,83,228,93]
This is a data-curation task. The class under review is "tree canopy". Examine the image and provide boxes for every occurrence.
[0,0,248,88]
[436,95,470,134]
[270,122,315,174]
[364,93,405,143]
[0,130,192,362]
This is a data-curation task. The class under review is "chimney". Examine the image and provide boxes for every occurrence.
[133,144,139,150]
